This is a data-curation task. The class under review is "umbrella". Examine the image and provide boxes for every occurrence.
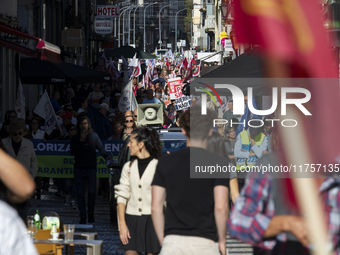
[101,46,157,60]
[19,58,111,85]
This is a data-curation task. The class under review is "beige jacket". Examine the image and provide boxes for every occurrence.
[2,137,38,179]
[115,159,158,216]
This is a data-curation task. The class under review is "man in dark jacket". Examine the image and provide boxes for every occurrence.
[70,116,110,224]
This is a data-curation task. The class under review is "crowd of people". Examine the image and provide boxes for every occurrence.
[0,60,340,255]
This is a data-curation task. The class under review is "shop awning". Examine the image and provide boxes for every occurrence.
[0,22,61,62]
[20,58,111,85]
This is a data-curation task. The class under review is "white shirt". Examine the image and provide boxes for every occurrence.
[0,200,38,255]
[77,108,85,114]
[31,129,45,140]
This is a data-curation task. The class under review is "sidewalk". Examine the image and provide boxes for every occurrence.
[28,181,252,255]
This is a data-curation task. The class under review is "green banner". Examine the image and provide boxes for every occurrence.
[33,140,123,178]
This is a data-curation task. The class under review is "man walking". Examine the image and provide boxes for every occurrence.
[151,106,230,255]
[70,116,110,224]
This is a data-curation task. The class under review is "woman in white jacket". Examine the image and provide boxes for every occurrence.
[115,127,162,255]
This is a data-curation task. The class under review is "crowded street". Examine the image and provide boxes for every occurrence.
[1,0,340,255]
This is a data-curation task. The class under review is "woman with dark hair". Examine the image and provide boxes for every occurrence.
[121,115,136,140]
[70,116,110,223]
[0,110,17,139]
[207,132,239,203]
[115,127,162,255]
[64,124,76,140]
[28,117,45,140]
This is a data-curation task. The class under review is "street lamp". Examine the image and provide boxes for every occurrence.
[127,7,135,45]
[114,1,130,38]
[123,6,134,46]
[175,8,187,52]
[158,4,171,50]
[118,6,131,47]
[144,2,158,52]
[133,5,143,47]
[191,8,194,50]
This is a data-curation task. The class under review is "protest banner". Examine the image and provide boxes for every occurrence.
[168,78,191,110]
[33,140,124,178]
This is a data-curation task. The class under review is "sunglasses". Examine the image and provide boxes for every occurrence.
[13,132,23,137]
[70,128,76,131]
[125,120,134,123]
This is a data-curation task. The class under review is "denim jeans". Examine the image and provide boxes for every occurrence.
[74,168,97,218]
[64,178,76,199]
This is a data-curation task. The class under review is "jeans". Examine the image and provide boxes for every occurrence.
[64,178,76,199]
[74,168,97,219]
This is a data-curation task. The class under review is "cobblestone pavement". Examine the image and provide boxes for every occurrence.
[28,182,252,255]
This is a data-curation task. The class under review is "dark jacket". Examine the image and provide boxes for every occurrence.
[70,132,108,169]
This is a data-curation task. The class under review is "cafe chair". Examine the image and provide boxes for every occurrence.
[34,229,64,255]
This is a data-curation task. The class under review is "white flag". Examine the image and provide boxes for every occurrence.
[119,80,138,113]
[15,80,25,119]
[33,91,58,135]
[129,53,137,67]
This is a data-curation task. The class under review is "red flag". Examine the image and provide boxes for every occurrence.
[166,59,171,69]
[179,58,188,77]
[152,63,159,81]
[175,59,183,70]
[131,60,142,78]
[234,2,340,249]
[183,59,193,82]
[192,64,200,77]
[234,0,336,78]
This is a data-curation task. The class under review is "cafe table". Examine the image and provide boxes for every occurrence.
[34,239,103,255]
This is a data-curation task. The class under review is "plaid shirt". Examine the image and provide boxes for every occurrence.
[319,177,340,255]
[228,173,340,254]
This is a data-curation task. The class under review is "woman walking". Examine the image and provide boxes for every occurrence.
[115,127,162,255]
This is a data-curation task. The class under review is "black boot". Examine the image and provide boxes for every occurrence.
[88,214,95,223]
[79,217,86,224]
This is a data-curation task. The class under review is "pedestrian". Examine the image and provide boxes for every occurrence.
[122,115,136,140]
[207,132,239,203]
[28,117,45,140]
[0,110,17,139]
[152,106,230,255]
[108,121,123,141]
[1,118,38,220]
[0,147,37,254]
[115,127,162,255]
[70,116,110,224]
[228,127,310,255]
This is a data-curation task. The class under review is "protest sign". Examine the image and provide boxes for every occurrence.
[168,78,191,110]
[33,140,124,178]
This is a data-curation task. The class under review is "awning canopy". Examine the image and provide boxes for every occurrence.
[0,22,61,62]
[20,58,111,85]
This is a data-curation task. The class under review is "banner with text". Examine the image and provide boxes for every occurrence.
[33,140,124,178]
[168,78,191,110]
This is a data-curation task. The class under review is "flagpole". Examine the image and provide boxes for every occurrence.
[45,90,62,132]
